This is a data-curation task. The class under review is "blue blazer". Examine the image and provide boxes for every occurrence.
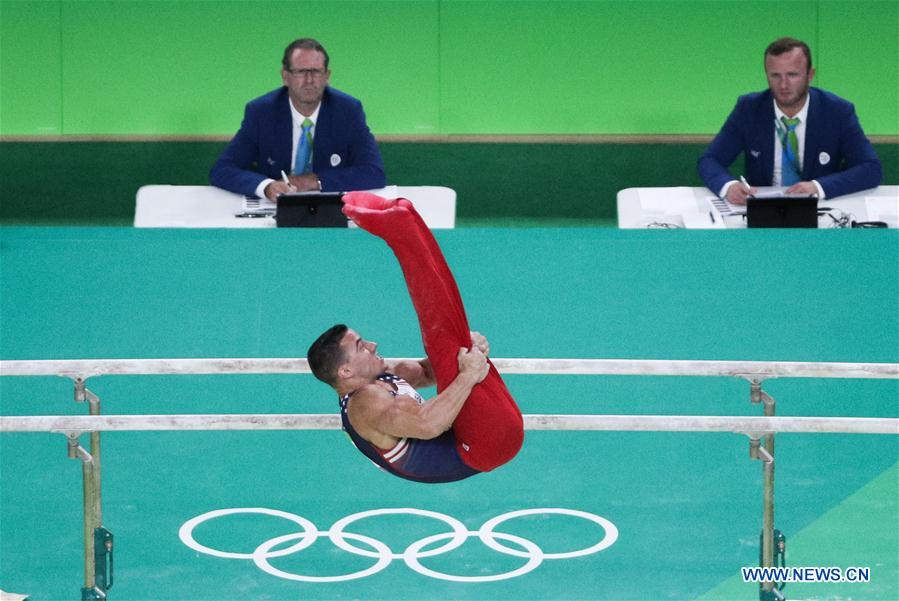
[210,86,386,195]
[697,87,881,198]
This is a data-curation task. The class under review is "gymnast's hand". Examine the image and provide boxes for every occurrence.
[470,331,490,356]
[458,346,489,384]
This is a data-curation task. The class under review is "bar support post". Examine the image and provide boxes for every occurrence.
[750,379,781,599]
[72,378,110,600]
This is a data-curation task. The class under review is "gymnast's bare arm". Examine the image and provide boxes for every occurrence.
[389,358,435,389]
[348,347,489,448]
[388,331,490,390]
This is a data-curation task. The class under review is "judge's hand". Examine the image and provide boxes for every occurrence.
[287,173,321,192]
[785,181,819,197]
[725,181,756,205]
[264,180,293,201]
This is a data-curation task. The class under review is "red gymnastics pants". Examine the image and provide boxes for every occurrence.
[342,192,524,472]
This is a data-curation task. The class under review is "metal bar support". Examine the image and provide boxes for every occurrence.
[66,433,96,591]
[749,379,778,597]
[72,378,107,600]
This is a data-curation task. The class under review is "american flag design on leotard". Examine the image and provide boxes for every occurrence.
[340,373,422,463]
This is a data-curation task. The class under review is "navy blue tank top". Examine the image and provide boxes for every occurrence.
[339,373,479,483]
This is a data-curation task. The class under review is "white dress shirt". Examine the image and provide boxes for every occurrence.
[254,101,321,200]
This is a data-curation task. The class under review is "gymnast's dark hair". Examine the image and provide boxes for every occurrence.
[307,324,348,386]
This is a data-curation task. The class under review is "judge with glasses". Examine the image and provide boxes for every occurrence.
[211,38,386,200]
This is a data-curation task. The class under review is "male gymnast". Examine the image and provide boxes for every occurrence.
[307,193,524,483]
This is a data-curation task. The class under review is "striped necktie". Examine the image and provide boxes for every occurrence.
[779,116,801,185]
[294,118,313,174]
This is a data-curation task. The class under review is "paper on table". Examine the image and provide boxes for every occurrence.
[242,196,276,213]
[708,195,745,216]
[865,196,899,226]
[750,189,789,199]
[638,187,697,213]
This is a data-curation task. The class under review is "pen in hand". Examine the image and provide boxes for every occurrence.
[281,170,296,192]
[739,176,752,193]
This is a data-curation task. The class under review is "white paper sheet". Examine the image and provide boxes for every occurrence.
[865,196,899,227]
[638,187,697,213]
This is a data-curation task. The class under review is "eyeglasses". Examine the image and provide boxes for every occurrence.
[286,68,327,79]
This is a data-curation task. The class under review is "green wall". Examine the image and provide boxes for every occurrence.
[2,0,897,136]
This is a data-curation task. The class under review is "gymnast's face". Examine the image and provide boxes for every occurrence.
[339,329,386,380]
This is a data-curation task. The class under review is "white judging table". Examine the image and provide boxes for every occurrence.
[134,185,456,229]
[617,186,899,229]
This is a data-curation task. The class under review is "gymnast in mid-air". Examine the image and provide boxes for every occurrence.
[307,192,523,483]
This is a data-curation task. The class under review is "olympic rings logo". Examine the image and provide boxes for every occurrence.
[179,507,618,583]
